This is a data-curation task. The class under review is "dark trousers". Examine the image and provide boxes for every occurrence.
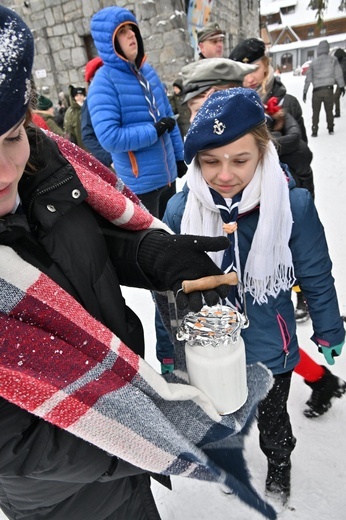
[312,86,334,133]
[257,371,296,464]
[334,86,342,117]
[138,181,176,219]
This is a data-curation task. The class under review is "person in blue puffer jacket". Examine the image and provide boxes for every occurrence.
[88,6,186,218]
[157,87,345,506]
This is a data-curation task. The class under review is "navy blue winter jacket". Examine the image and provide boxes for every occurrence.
[163,176,344,375]
[81,99,113,168]
[88,6,184,195]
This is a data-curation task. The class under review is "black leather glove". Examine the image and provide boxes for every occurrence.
[154,117,176,137]
[138,231,230,312]
[303,93,307,103]
[340,87,345,97]
[176,160,188,178]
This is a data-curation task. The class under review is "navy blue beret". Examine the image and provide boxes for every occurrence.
[0,6,34,135]
[184,87,266,164]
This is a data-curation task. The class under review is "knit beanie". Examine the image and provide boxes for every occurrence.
[37,94,53,111]
[184,87,266,164]
[69,85,86,98]
[173,78,183,90]
[0,5,34,135]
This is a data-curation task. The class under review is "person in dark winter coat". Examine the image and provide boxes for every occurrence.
[64,84,86,148]
[229,37,308,142]
[1,7,276,520]
[264,97,314,197]
[81,56,113,168]
[333,48,346,117]
[303,40,345,136]
[160,88,345,505]
[168,78,191,138]
[88,6,186,219]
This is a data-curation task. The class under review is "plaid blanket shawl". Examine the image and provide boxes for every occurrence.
[0,134,276,519]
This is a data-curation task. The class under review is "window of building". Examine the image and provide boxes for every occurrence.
[281,6,295,14]
[308,28,314,38]
[266,14,273,24]
[320,26,326,35]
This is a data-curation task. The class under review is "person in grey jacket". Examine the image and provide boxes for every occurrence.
[303,40,345,136]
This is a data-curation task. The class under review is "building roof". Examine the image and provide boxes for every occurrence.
[261,0,297,17]
[270,32,346,53]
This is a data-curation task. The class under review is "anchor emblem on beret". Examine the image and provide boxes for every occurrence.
[213,118,226,135]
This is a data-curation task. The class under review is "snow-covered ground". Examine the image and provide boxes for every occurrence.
[1,73,344,520]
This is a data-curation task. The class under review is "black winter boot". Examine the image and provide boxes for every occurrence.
[265,459,291,505]
[304,367,346,418]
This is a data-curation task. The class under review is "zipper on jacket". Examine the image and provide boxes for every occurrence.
[27,174,74,222]
[128,151,139,177]
[159,137,172,186]
[276,312,291,368]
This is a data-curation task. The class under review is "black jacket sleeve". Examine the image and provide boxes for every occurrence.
[0,398,145,483]
[99,218,161,290]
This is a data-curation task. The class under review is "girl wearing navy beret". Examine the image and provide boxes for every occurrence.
[162,87,345,506]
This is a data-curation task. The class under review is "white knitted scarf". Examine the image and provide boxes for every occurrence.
[181,141,295,304]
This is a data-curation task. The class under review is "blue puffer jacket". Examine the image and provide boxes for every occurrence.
[88,6,184,195]
[163,176,344,375]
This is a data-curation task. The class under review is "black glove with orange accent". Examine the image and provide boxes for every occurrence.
[138,231,230,312]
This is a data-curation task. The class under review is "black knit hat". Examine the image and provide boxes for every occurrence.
[69,85,86,98]
[229,38,266,64]
[0,6,34,135]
